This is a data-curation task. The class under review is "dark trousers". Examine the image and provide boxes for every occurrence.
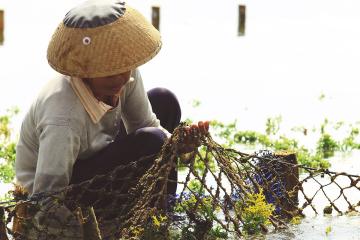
[70,88,181,196]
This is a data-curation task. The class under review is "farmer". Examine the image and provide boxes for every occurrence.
[15,0,208,204]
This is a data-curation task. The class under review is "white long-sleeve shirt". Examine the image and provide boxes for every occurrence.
[15,69,166,195]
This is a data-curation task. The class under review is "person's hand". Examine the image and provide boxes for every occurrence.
[178,121,210,154]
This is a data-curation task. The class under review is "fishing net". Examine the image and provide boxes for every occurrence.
[1,123,359,239]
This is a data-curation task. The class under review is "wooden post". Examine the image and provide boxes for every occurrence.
[275,151,300,218]
[152,6,160,31]
[0,10,4,45]
[12,202,28,236]
[238,5,246,36]
[0,207,9,240]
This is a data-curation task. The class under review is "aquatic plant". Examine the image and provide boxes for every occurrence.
[210,119,330,169]
[265,115,282,136]
[235,189,275,235]
[290,215,302,225]
[325,226,332,235]
[0,107,18,183]
[170,179,227,239]
[316,133,338,159]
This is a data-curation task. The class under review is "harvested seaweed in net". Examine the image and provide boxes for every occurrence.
[1,123,360,239]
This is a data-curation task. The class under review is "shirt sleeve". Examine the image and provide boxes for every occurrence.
[32,124,81,195]
[121,69,161,134]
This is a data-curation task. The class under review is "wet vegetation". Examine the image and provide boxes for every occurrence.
[202,116,360,170]
[0,108,18,184]
[1,104,360,238]
[1,106,360,187]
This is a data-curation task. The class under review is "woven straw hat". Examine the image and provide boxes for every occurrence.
[47,0,161,78]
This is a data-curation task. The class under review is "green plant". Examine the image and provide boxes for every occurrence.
[210,120,237,147]
[212,120,331,169]
[191,99,201,108]
[133,213,169,240]
[316,133,338,158]
[325,226,332,235]
[296,148,330,169]
[320,118,329,134]
[235,189,274,235]
[333,121,345,130]
[265,116,282,136]
[128,225,145,239]
[175,194,218,222]
[290,215,303,225]
[271,136,298,151]
[177,144,217,175]
[318,93,326,101]
[207,225,228,239]
[174,181,224,240]
[188,179,205,195]
[340,126,360,151]
[0,107,19,183]
[234,130,263,145]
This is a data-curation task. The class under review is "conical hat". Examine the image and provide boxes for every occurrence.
[47,0,161,78]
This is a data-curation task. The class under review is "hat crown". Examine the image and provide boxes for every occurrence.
[64,0,126,28]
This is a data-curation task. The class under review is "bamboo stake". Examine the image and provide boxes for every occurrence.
[83,207,102,240]
[152,6,160,31]
[238,5,246,36]
[0,10,4,44]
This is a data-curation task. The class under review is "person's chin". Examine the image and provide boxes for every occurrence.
[111,89,124,96]
[107,88,121,95]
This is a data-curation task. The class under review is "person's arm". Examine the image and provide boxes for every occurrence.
[32,124,81,195]
[121,69,163,134]
[121,69,208,149]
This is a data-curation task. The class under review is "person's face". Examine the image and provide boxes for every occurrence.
[84,70,132,97]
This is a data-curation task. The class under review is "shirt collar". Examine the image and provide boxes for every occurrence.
[69,77,113,124]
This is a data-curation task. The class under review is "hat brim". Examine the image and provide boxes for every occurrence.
[47,6,161,78]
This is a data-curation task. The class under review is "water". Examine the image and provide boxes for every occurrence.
[1,0,360,130]
[267,215,360,240]
[1,0,360,239]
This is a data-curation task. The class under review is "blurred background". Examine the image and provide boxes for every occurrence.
[0,0,360,133]
[1,1,360,238]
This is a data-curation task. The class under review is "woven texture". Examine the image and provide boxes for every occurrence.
[47,6,161,78]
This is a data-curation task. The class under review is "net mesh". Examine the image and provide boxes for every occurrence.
[1,123,359,239]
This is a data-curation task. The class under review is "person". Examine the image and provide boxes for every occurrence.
[15,0,209,211]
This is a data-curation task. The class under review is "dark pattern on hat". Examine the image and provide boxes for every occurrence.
[64,0,126,28]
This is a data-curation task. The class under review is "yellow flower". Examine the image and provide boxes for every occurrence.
[130,226,144,238]
[152,215,161,229]
[325,226,332,235]
[290,216,302,225]
[159,214,167,222]
[236,189,275,234]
